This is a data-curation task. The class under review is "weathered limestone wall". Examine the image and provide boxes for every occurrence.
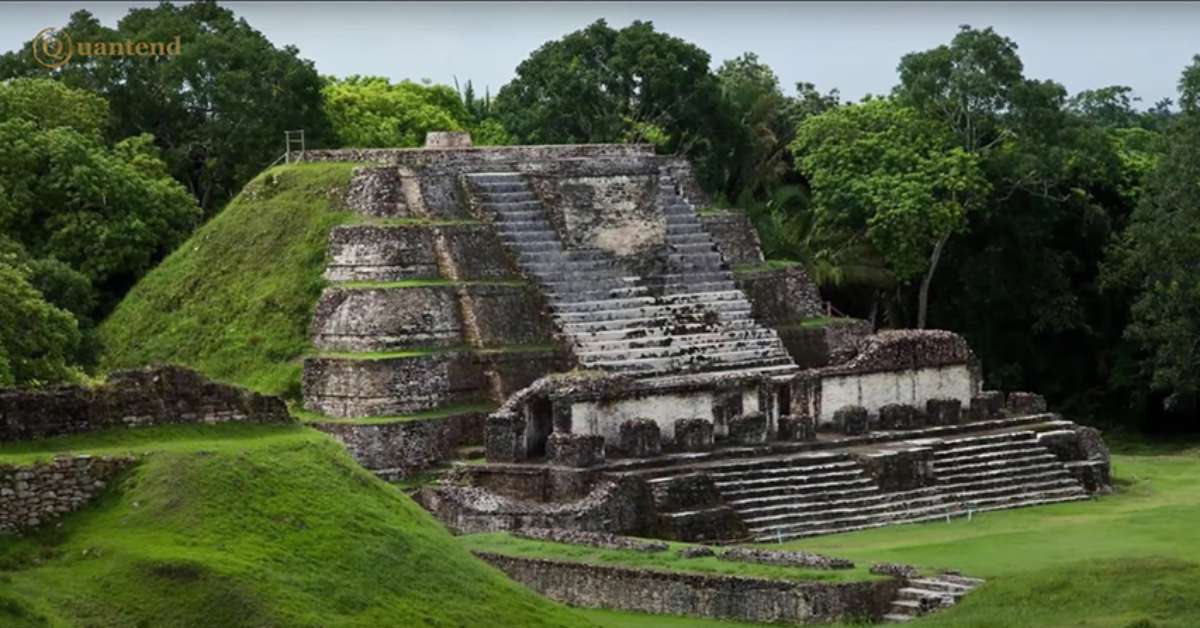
[816,366,975,425]
[776,319,872,369]
[793,330,980,425]
[701,211,765,267]
[571,391,716,443]
[1,455,135,534]
[736,266,826,324]
[475,552,900,625]
[311,285,552,352]
[312,411,485,479]
[303,351,566,418]
[419,475,657,535]
[0,366,291,442]
[324,223,519,282]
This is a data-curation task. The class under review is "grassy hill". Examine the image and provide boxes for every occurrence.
[0,424,591,628]
[99,163,360,400]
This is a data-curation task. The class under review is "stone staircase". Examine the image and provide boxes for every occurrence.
[638,427,1090,542]
[465,172,796,379]
[883,573,985,623]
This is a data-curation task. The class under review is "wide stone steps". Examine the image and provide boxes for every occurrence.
[575,337,784,361]
[749,488,1088,541]
[581,350,793,375]
[707,458,862,481]
[576,329,780,353]
[551,290,746,313]
[720,478,877,502]
[883,575,985,623]
[467,170,796,380]
[741,478,1084,528]
[554,300,750,323]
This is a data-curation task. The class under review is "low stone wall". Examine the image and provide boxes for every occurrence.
[702,211,765,267]
[1,455,136,533]
[0,366,291,442]
[736,266,825,324]
[419,475,657,536]
[475,552,900,625]
[311,411,484,479]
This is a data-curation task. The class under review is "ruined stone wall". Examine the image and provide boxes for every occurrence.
[736,266,826,324]
[0,455,136,534]
[570,390,717,443]
[794,331,980,425]
[310,284,551,352]
[419,475,657,536]
[303,351,567,418]
[776,319,872,369]
[312,411,484,479]
[0,366,291,442]
[702,211,765,267]
[475,553,900,625]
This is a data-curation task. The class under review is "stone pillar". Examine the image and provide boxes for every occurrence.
[968,391,1005,422]
[485,413,526,462]
[727,412,768,445]
[878,404,921,430]
[1006,392,1047,415]
[547,432,605,468]
[833,405,869,435]
[925,398,962,426]
[778,415,817,442]
[674,418,714,452]
[619,418,662,458]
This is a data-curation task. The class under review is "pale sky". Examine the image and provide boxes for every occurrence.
[3,1,1198,107]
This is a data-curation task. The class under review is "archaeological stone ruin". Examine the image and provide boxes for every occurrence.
[292,132,1113,547]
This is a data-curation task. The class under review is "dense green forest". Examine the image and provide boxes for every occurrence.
[1,1,1196,432]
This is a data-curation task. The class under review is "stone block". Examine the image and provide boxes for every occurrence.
[858,448,935,492]
[1064,460,1112,494]
[659,507,748,543]
[1006,391,1047,415]
[925,398,962,426]
[968,390,1005,422]
[485,413,526,463]
[650,473,722,512]
[1037,429,1084,461]
[878,404,920,430]
[833,405,869,435]
[618,418,661,458]
[673,418,714,452]
[425,131,472,148]
[727,412,768,445]
[777,414,816,442]
[547,433,605,468]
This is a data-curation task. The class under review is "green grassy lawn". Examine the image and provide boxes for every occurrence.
[99,163,361,401]
[0,424,595,628]
[462,532,877,584]
[755,443,1200,627]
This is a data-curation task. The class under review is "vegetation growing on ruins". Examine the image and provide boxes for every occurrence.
[0,424,591,628]
[462,533,875,584]
[100,163,358,400]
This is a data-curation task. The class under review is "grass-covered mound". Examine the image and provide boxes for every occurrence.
[99,163,360,399]
[0,424,591,628]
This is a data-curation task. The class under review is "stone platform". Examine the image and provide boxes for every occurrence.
[421,412,1111,542]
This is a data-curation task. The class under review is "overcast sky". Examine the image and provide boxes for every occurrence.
[3,1,1198,107]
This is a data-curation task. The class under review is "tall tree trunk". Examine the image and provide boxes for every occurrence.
[917,233,950,330]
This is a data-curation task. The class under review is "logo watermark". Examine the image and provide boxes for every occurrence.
[32,27,182,69]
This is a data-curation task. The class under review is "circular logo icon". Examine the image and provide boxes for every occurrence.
[32,27,72,69]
